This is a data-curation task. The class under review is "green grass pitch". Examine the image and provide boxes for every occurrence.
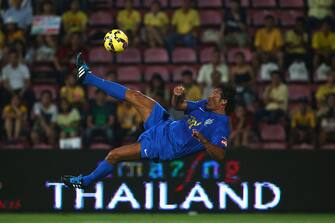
[1,214,335,223]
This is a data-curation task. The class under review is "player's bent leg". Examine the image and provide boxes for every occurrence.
[62,143,141,189]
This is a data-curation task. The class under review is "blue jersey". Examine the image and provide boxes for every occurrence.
[138,100,230,161]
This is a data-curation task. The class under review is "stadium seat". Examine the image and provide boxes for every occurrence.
[116,48,142,64]
[200,10,223,26]
[172,48,197,64]
[260,123,286,141]
[252,0,276,8]
[279,10,305,26]
[117,66,142,82]
[1,143,25,150]
[224,0,249,7]
[33,144,53,150]
[288,84,312,101]
[172,65,198,81]
[292,144,314,150]
[227,48,253,63]
[144,48,169,64]
[89,11,113,26]
[116,0,140,7]
[261,142,287,150]
[144,66,170,81]
[89,47,113,63]
[90,143,111,150]
[249,10,279,26]
[279,0,304,8]
[170,0,183,8]
[286,69,310,82]
[90,65,112,77]
[143,0,168,8]
[33,85,58,100]
[197,0,223,8]
[321,144,335,150]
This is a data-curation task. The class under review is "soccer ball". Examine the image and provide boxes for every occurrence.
[104,29,128,53]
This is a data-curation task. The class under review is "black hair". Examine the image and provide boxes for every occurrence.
[181,70,193,77]
[296,16,305,24]
[265,15,274,21]
[149,73,166,99]
[41,90,52,98]
[218,84,235,115]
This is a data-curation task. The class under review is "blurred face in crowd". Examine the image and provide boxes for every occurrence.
[270,73,281,86]
[42,2,53,15]
[70,0,80,12]
[327,94,335,108]
[151,75,164,88]
[181,0,190,11]
[41,92,52,107]
[9,51,19,67]
[298,101,308,113]
[234,52,245,65]
[230,1,240,11]
[182,73,193,86]
[96,91,106,105]
[321,22,330,33]
[151,1,160,14]
[11,95,20,107]
[11,0,22,9]
[295,19,305,33]
[6,22,16,32]
[211,70,221,87]
[60,99,70,113]
[326,71,335,84]
[235,105,246,119]
[66,74,76,87]
[265,17,274,29]
[211,50,221,65]
[125,0,133,10]
[70,33,81,49]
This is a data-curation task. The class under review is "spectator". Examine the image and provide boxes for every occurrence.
[53,32,88,82]
[312,19,335,70]
[307,0,333,30]
[144,0,169,48]
[284,17,309,68]
[165,0,200,54]
[116,0,141,46]
[230,104,252,147]
[230,51,255,105]
[318,93,335,145]
[61,0,88,34]
[0,18,5,51]
[145,73,170,108]
[85,90,115,146]
[219,0,248,49]
[182,70,202,101]
[254,71,288,136]
[60,72,85,107]
[2,94,27,142]
[116,102,142,142]
[30,90,57,146]
[197,47,229,97]
[316,70,335,106]
[31,35,57,62]
[38,0,55,15]
[56,98,81,140]
[13,39,27,62]
[290,98,316,146]
[1,50,34,109]
[4,17,25,44]
[254,15,284,69]
[2,0,33,30]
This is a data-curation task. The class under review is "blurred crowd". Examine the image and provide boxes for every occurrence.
[1,0,335,149]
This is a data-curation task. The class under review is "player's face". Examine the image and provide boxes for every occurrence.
[206,88,226,111]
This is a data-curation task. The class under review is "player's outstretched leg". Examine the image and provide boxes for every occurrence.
[62,143,141,189]
[75,52,155,122]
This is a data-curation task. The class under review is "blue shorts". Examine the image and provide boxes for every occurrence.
[137,103,174,161]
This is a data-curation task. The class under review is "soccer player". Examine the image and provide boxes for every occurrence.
[62,53,235,189]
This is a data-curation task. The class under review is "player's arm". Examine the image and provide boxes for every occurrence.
[192,129,225,161]
[171,86,187,111]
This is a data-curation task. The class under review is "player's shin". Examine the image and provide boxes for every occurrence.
[82,160,114,186]
[83,72,127,101]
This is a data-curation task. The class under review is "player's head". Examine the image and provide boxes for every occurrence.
[206,84,235,115]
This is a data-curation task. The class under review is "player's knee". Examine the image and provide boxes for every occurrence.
[105,150,121,164]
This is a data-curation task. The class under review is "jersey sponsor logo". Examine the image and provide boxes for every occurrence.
[187,116,202,129]
[221,137,228,147]
[204,118,214,126]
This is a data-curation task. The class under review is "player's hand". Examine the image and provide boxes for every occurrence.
[173,86,185,96]
[192,129,208,144]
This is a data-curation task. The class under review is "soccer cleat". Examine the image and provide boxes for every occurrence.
[75,52,90,82]
[62,175,86,189]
